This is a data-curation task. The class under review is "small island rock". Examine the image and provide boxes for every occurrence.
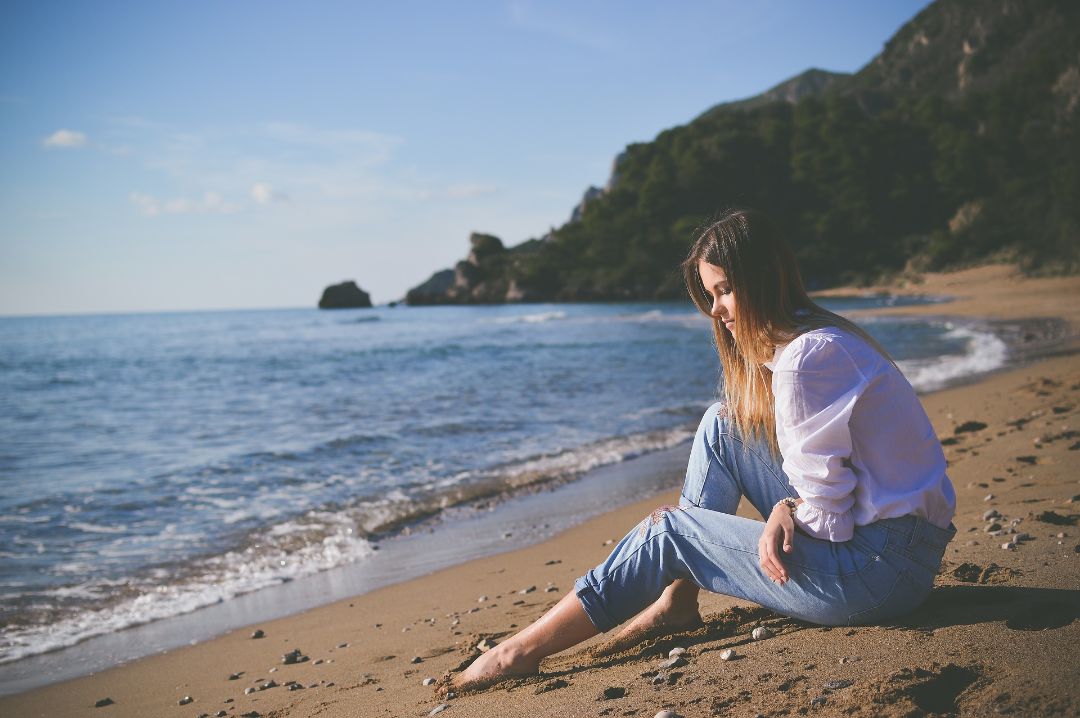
[318,281,372,309]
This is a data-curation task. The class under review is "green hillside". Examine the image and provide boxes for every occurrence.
[406,0,1080,305]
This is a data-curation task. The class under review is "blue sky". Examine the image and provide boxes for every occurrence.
[1,0,932,315]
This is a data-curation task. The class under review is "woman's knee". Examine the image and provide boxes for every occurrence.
[695,401,730,444]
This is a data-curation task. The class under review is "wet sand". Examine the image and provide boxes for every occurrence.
[3,263,1079,717]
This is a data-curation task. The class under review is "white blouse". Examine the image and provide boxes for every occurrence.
[766,327,956,542]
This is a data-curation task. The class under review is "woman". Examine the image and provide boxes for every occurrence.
[450,208,956,691]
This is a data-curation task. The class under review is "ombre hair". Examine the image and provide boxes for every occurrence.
[681,208,893,451]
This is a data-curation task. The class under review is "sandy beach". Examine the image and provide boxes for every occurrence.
[3,263,1079,718]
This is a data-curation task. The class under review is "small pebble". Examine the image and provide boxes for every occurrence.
[519,585,536,594]
[244,687,256,695]
[751,626,773,640]
[410,656,423,664]
[429,704,449,716]
[477,595,488,602]
[250,629,265,639]
[545,586,559,592]
[651,674,666,685]
[422,677,436,686]
[655,711,681,718]
[94,698,114,708]
[720,649,736,661]
[984,494,995,502]
[476,638,497,652]
[823,678,853,690]
[338,642,349,648]
[287,683,303,691]
[216,712,228,717]
[268,667,277,673]
[1002,542,1016,550]
[811,696,827,708]
[985,522,1002,532]
[983,509,1001,520]
[658,656,686,669]
[178,696,194,705]
[282,648,308,665]
[228,673,241,681]
[667,646,686,658]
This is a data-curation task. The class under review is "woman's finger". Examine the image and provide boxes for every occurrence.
[782,520,795,553]
[762,529,785,583]
[758,535,779,581]
[765,527,788,583]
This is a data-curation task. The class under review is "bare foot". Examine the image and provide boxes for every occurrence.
[593,585,703,657]
[445,643,540,694]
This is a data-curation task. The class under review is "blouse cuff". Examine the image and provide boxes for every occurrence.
[794,501,854,542]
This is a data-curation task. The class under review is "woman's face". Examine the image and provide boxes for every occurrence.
[698,261,736,334]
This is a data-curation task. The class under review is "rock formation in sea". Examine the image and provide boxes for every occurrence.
[318,281,373,309]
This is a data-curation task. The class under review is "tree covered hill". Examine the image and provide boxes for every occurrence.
[406,0,1080,305]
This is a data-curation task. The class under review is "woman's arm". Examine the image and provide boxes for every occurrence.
[772,334,870,543]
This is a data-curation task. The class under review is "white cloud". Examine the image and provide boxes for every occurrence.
[43,129,87,148]
[251,182,287,205]
[129,192,160,217]
[129,191,239,217]
[445,183,499,199]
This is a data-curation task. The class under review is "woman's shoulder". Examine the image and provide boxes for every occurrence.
[774,326,874,372]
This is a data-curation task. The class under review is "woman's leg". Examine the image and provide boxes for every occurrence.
[450,591,597,690]
[451,403,807,688]
[608,402,797,643]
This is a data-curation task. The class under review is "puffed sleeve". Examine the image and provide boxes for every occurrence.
[772,335,869,542]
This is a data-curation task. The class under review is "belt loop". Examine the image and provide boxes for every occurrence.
[906,515,925,549]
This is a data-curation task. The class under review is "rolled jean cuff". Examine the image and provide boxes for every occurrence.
[574,575,616,633]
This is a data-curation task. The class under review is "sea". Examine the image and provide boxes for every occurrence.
[0,297,1009,693]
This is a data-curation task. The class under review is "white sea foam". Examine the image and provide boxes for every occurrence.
[67,522,126,534]
[898,325,1008,393]
[490,310,567,324]
[0,514,375,664]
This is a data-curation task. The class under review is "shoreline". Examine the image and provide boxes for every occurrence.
[0,312,1050,692]
[3,264,1079,716]
[0,305,1026,679]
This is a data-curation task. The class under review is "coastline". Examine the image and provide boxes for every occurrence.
[2,264,1079,717]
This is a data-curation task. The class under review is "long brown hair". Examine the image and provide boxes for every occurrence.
[681,208,892,451]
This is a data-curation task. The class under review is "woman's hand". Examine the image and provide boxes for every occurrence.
[758,502,796,584]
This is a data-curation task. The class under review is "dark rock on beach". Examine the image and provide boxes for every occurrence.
[318,281,373,309]
[282,648,309,665]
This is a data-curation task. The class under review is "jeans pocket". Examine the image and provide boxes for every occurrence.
[904,520,955,573]
[846,567,929,626]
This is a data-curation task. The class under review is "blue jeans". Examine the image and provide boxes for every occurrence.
[574,402,955,630]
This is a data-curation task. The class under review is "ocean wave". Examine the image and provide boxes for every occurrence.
[0,424,696,665]
[490,310,567,324]
[0,514,376,664]
[897,324,1008,393]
